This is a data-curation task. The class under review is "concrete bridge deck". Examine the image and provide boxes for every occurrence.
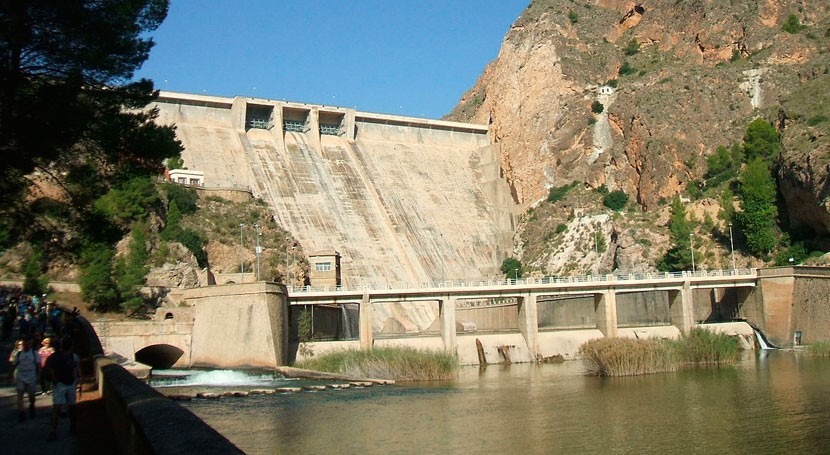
[96,269,762,368]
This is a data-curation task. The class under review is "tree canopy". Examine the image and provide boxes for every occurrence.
[0,1,181,246]
[736,158,778,257]
[658,197,695,272]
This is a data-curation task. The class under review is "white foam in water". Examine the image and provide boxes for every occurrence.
[152,369,284,387]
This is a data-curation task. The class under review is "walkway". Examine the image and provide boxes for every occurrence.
[0,339,117,454]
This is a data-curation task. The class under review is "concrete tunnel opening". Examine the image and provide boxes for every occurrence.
[135,344,185,369]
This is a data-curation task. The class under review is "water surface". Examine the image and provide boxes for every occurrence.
[158,352,830,454]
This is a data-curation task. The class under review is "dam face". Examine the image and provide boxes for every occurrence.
[152,92,516,290]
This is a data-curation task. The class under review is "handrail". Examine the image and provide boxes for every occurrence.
[287,268,758,295]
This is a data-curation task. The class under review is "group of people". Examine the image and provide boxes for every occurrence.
[4,286,81,441]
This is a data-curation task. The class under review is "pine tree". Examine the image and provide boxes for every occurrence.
[659,197,694,271]
[736,158,778,257]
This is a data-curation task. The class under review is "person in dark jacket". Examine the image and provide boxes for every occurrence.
[45,337,80,441]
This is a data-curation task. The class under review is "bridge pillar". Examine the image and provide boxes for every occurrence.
[669,281,695,334]
[439,297,457,354]
[359,292,373,350]
[594,290,618,338]
[517,293,539,359]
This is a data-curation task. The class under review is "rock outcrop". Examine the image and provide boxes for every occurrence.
[448,0,830,272]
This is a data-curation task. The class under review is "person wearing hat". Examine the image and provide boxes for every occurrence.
[38,337,55,394]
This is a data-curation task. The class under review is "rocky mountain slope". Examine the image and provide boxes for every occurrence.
[448,0,830,274]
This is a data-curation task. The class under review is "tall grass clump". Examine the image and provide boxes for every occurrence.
[295,347,458,381]
[806,341,830,358]
[675,328,740,365]
[580,338,678,377]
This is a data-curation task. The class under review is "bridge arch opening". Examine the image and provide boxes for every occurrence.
[135,344,184,369]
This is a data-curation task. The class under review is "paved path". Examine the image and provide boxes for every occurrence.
[1,338,117,455]
[0,385,78,454]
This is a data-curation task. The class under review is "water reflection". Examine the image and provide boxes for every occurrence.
[162,351,830,454]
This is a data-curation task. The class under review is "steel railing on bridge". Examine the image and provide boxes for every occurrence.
[286,268,758,295]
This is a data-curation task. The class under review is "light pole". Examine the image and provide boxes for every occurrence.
[728,222,736,271]
[239,223,246,282]
[255,223,262,281]
[689,233,696,273]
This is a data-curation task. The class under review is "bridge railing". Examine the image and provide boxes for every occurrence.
[287,268,757,295]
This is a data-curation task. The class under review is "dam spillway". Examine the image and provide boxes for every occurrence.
[151,91,516,290]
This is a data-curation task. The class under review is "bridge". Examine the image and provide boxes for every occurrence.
[95,268,772,367]
[287,268,759,362]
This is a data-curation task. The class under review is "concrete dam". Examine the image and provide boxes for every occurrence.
[151,92,516,327]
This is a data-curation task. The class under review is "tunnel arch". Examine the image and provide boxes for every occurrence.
[135,344,185,369]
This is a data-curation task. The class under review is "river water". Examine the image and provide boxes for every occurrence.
[152,351,830,454]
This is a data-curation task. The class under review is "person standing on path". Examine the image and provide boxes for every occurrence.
[38,337,55,394]
[46,337,80,441]
[11,336,40,422]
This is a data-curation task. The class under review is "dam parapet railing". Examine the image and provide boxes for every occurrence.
[287,268,759,296]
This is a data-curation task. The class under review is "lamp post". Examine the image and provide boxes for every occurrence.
[728,222,736,271]
[239,223,245,282]
[689,233,696,273]
[254,223,262,281]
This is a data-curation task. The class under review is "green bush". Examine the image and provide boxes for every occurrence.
[94,177,160,228]
[623,39,640,56]
[555,223,567,234]
[79,243,118,311]
[22,250,48,296]
[807,114,828,126]
[568,11,578,24]
[782,14,806,34]
[603,190,629,211]
[165,183,199,214]
[501,257,522,279]
[619,61,637,76]
[547,182,578,203]
[591,101,604,114]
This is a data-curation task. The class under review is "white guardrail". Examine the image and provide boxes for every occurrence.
[287,268,758,294]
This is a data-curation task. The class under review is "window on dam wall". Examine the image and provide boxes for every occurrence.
[246,104,274,130]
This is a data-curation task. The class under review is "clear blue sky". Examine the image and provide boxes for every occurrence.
[133,1,528,119]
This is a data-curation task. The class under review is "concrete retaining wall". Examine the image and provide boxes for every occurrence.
[186,282,289,368]
[96,358,243,455]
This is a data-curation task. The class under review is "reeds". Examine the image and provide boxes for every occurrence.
[580,337,678,377]
[806,341,830,357]
[674,327,740,364]
[580,328,740,377]
[295,347,459,381]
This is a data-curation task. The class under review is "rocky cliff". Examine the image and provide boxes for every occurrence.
[448,0,830,274]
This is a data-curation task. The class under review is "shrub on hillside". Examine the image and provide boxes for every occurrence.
[603,190,629,211]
